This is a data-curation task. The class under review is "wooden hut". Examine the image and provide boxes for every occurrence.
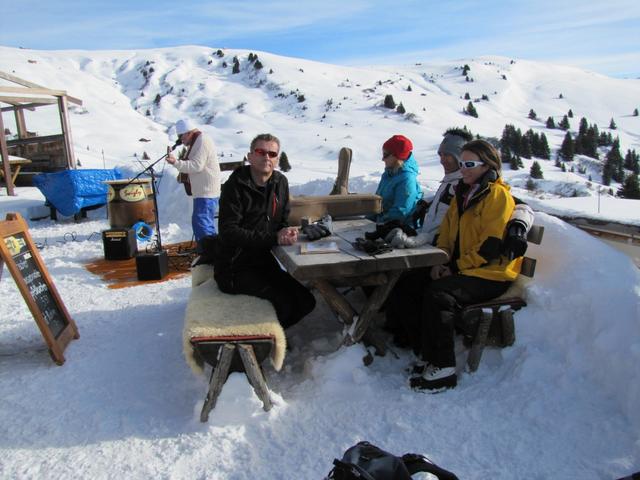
[0,71,82,196]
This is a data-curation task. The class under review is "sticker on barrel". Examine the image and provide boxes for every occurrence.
[120,184,146,202]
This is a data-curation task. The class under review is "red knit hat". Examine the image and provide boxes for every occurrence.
[383,135,413,160]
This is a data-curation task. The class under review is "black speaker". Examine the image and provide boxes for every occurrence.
[135,250,169,280]
[102,229,137,260]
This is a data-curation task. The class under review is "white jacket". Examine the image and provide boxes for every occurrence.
[421,170,462,245]
[173,134,221,198]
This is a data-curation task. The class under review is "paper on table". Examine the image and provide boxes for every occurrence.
[300,241,340,254]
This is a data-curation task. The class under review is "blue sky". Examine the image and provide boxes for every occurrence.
[2,0,640,78]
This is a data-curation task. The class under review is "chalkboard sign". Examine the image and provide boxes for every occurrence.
[0,213,79,365]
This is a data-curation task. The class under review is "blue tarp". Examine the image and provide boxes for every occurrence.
[33,169,123,217]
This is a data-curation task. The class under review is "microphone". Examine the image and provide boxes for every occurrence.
[170,138,182,151]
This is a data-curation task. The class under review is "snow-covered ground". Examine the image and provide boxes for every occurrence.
[1,46,639,479]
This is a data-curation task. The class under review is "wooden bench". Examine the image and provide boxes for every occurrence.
[458,225,545,372]
[184,265,286,421]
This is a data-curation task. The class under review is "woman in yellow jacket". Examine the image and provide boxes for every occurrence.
[411,139,522,392]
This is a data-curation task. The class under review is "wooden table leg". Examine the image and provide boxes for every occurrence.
[312,279,357,325]
[200,343,235,422]
[345,270,402,346]
[11,166,21,184]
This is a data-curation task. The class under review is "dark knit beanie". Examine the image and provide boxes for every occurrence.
[383,135,413,160]
[437,133,466,163]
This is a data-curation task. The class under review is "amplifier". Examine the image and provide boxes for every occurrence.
[102,229,137,260]
[135,250,169,281]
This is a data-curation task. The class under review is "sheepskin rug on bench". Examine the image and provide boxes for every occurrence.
[183,264,286,375]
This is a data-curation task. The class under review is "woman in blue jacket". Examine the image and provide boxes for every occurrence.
[373,135,422,226]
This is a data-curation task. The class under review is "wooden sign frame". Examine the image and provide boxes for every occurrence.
[0,212,79,364]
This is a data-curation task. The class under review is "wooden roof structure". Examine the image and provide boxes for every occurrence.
[0,71,82,196]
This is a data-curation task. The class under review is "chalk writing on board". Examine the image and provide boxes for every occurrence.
[6,233,67,338]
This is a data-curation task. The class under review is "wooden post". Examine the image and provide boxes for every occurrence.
[57,96,76,169]
[330,147,352,195]
[0,110,15,196]
[14,107,27,139]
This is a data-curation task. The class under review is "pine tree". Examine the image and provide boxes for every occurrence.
[560,132,574,161]
[561,162,566,172]
[464,92,471,100]
[539,133,551,159]
[528,109,537,120]
[407,85,412,91]
[634,108,639,117]
[559,115,570,130]
[618,174,640,199]
[254,60,263,70]
[584,127,599,159]
[604,142,624,183]
[444,127,474,141]
[279,151,291,172]
[521,136,532,159]
[546,116,556,129]
[462,64,470,76]
[465,101,478,118]
[396,103,406,114]
[568,109,574,118]
[609,118,617,129]
[526,178,536,191]
[384,94,396,109]
[578,117,589,136]
[530,161,544,179]
[232,57,240,74]
[501,144,512,166]
[626,149,640,174]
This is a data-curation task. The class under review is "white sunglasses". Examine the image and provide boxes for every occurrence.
[459,160,484,169]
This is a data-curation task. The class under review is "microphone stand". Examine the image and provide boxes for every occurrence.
[126,150,171,253]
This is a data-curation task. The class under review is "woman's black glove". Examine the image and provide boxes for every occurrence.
[503,220,528,260]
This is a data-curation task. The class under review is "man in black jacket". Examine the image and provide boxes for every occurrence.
[213,133,316,329]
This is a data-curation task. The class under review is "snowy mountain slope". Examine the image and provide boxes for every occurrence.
[0,45,639,478]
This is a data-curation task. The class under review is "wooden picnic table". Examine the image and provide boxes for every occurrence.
[0,155,32,183]
[273,218,448,353]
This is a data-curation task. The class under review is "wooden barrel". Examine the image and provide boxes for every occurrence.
[105,179,155,229]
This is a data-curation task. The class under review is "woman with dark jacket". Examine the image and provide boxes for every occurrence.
[410,140,523,392]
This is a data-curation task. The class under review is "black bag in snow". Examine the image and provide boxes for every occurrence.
[325,441,459,480]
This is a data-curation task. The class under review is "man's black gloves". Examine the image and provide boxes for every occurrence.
[302,224,331,241]
[503,220,528,260]
[302,217,332,241]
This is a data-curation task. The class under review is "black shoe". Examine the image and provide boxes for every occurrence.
[405,360,430,376]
